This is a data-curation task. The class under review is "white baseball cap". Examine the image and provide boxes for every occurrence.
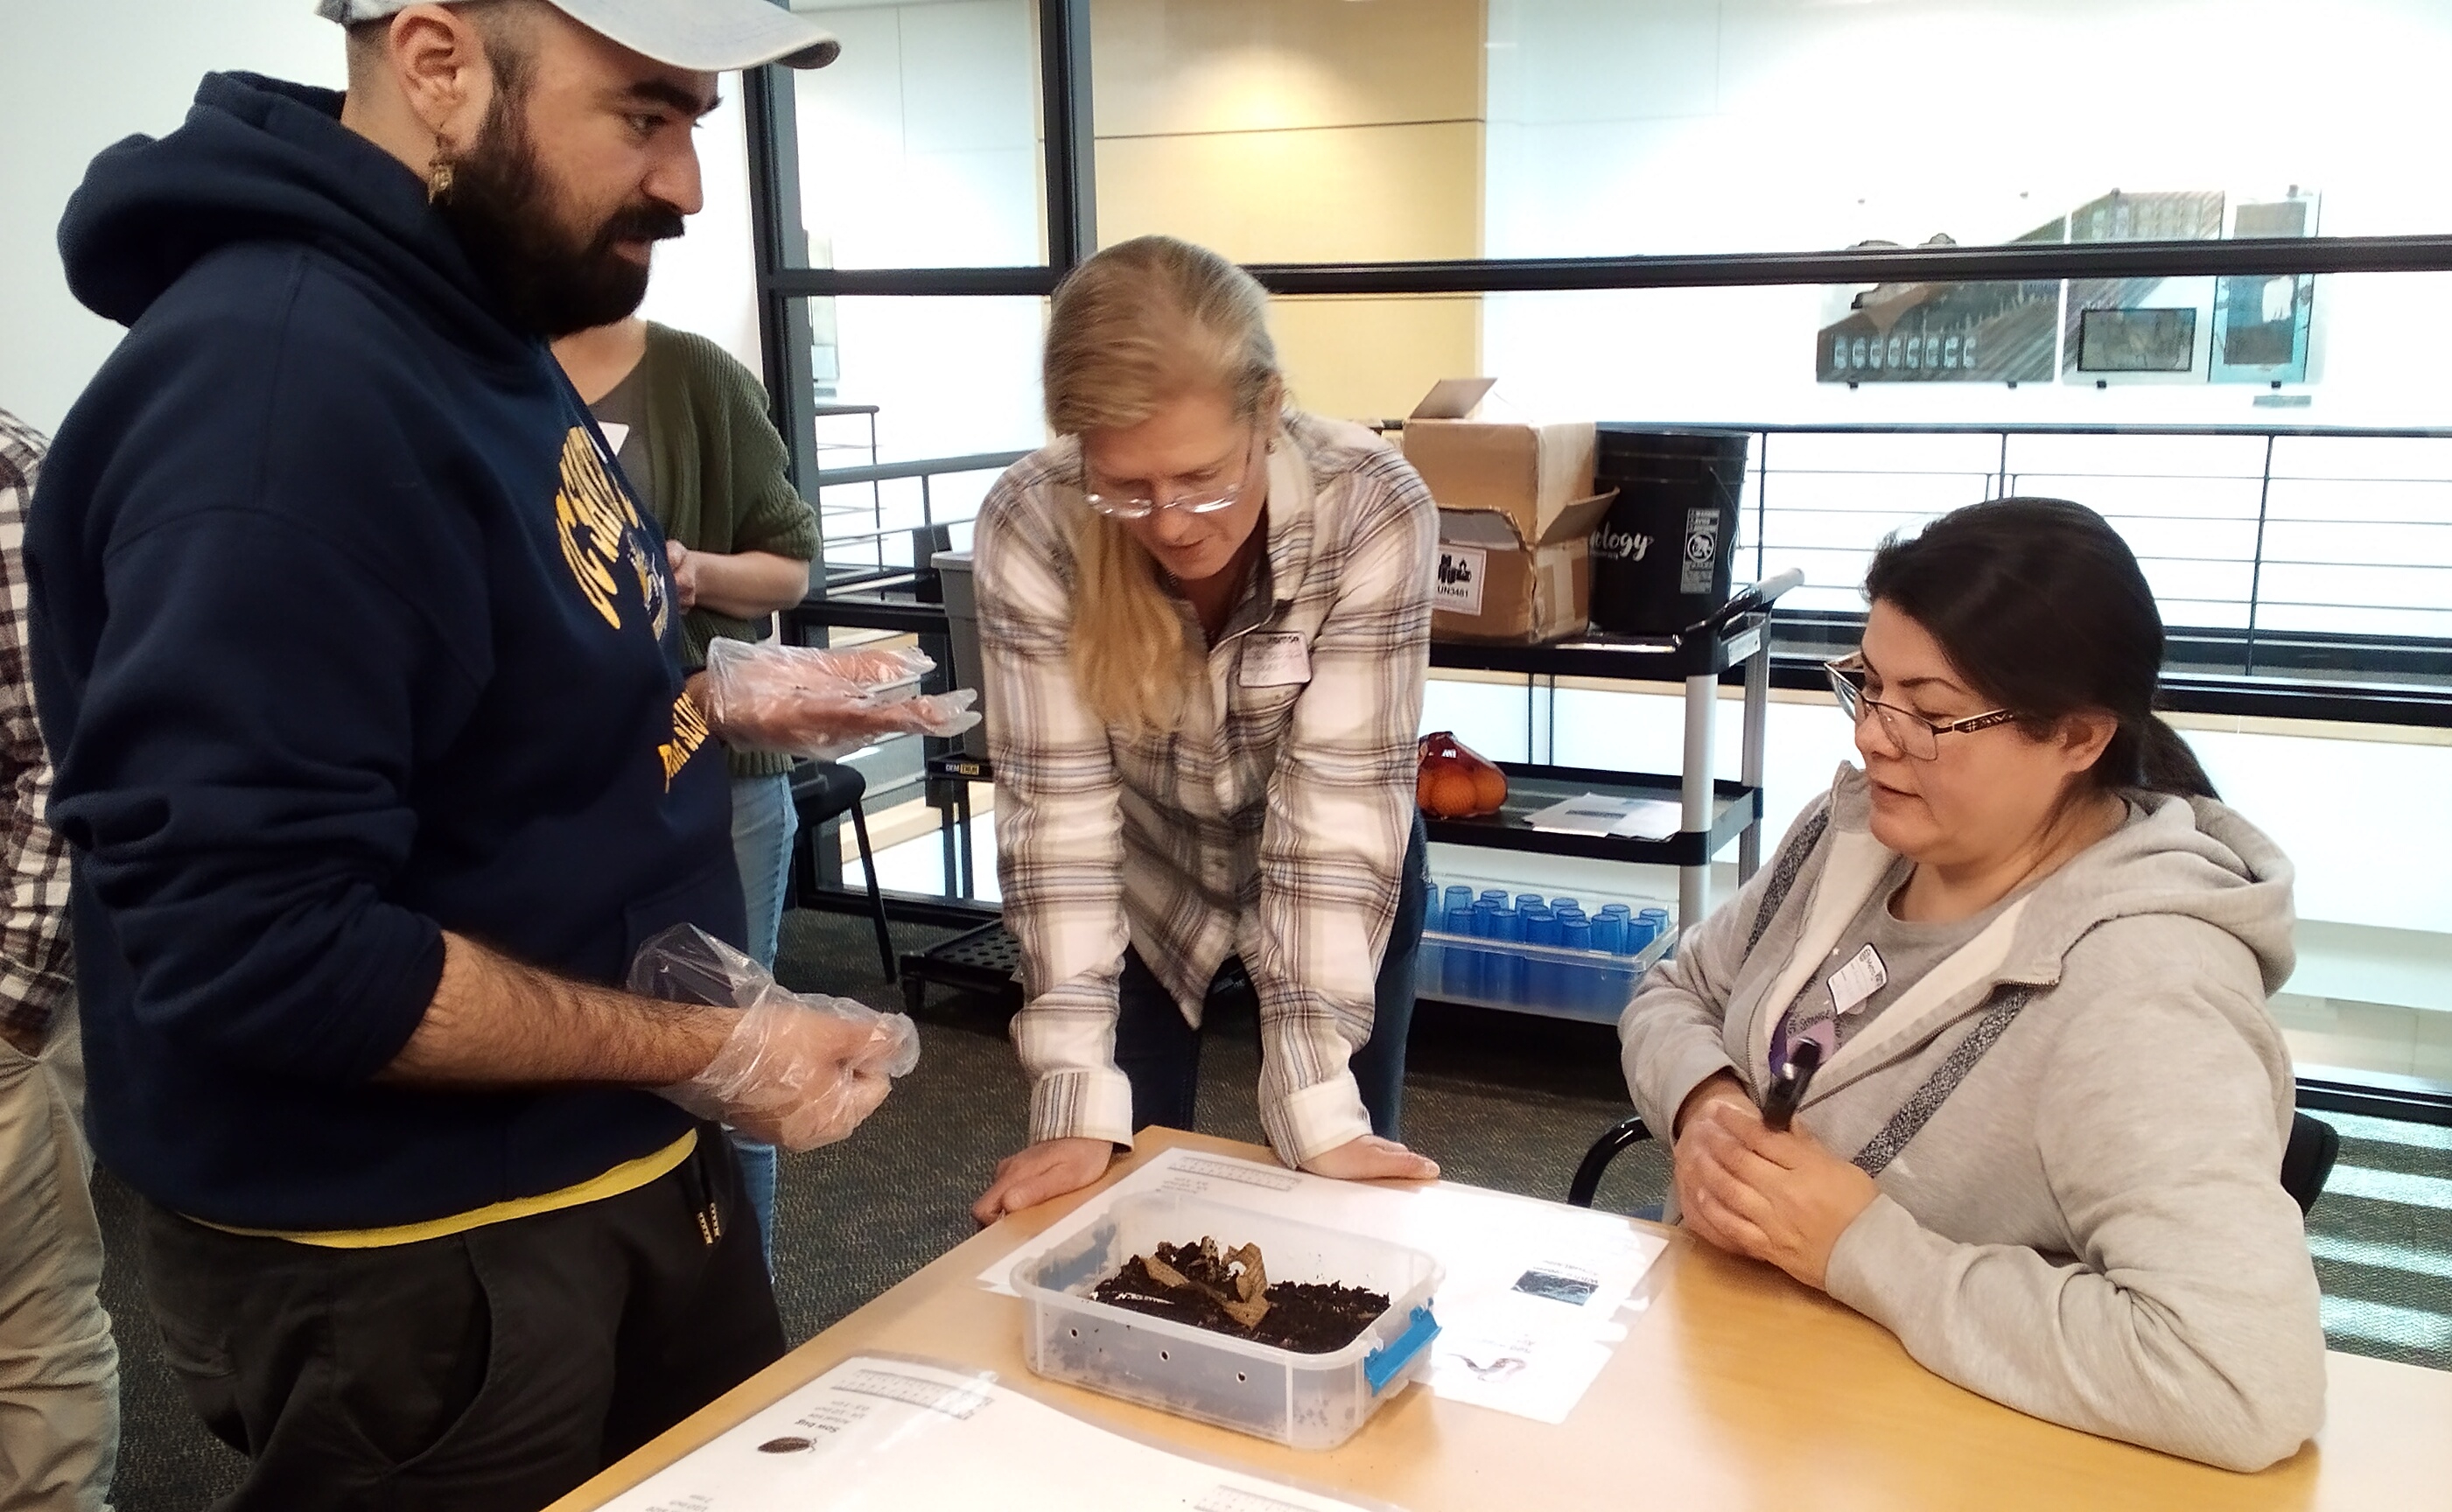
[317,0,841,70]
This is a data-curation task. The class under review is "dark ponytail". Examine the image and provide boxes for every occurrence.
[2133,714,2216,798]
[1863,497,2217,800]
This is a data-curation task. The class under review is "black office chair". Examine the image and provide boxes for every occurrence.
[2279,1112,2340,1216]
[1567,1110,2342,1216]
[1567,1116,1653,1210]
[786,761,896,983]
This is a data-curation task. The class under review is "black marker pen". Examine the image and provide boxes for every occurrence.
[1762,1037,1825,1133]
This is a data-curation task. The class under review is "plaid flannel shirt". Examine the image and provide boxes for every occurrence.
[976,410,1434,1165]
[0,411,74,1049]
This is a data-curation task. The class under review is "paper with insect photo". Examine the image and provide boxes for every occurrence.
[589,1354,1399,1512]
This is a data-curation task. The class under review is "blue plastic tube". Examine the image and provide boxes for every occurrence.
[1441,903,1479,998]
[1592,912,1627,956]
[1462,901,1498,1001]
[1522,906,1560,1012]
[1638,906,1671,947]
[1490,903,1525,1004]
[1559,915,1597,1014]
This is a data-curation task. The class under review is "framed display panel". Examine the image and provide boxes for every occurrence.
[1818,278,2060,384]
[2211,272,2316,383]
[2079,308,2197,371]
[2212,193,2322,384]
[2062,280,2217,384]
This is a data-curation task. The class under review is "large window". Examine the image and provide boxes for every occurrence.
[1483,0,2452,259]
[759,0,2452,1113]
[787,0,1045,268]
[761,1,2452,692]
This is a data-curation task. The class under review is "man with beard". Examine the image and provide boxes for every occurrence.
[27,4,894,1508]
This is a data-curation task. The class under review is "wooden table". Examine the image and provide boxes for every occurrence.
[552,1130,2452,1512]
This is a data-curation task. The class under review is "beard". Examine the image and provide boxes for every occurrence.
[437,89,685,339]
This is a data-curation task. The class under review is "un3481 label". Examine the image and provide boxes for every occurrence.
[1435,544,1487,616]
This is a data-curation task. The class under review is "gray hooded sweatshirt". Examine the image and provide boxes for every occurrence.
[1621,765,2327,1473]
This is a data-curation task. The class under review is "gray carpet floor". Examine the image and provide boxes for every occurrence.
[89,907,2448,1510]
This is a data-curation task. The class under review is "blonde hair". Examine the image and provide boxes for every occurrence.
[1044,236,1282,734]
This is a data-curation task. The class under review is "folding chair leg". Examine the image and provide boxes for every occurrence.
[788,810,816,911]
[848,802,896,984]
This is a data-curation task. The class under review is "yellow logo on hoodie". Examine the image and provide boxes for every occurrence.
[553,427,669,640]
[553,426,697,786]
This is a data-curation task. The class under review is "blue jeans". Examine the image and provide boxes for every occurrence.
[1113,816,1430,1144]
[726,772,796,1269]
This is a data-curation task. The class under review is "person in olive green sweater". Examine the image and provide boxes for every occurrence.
[556,316,821,1262]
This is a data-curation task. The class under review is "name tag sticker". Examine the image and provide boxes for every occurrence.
[599,422,631,453]
[1239,632,1313,689]
[1827,942,1888,1017]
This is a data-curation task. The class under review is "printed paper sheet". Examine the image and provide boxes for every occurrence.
[592,1355,1395,1512]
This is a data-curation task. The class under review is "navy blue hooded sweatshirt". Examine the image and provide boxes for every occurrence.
[30,73,745,1231]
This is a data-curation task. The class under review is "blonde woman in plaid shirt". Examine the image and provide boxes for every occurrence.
[972,237,1442,1224]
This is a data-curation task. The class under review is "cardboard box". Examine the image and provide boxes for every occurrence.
[1404,381,1612,643]
[1399,378,1600,548]
[1431,496,1614,643]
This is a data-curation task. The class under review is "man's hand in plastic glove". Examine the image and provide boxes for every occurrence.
[677,998,911,1150]
[696,639,981,762]
[633,925,921,1152]
[382,930,914,1154]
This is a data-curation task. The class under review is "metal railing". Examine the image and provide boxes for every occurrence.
[1692,423,2452,704]
[812,449,1031,585]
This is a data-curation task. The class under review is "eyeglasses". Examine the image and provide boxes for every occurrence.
[1825,653,2018,760]
[1082,429,1265,521]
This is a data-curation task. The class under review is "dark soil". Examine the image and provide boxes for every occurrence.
[1091,1237,1391,1354]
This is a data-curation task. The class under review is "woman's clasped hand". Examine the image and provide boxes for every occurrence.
[1670,1074,1875,1291]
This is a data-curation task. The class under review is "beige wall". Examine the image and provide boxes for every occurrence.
[1270,295,1482,425]
[1088,0,1487,421]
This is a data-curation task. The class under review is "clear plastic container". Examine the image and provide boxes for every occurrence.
[1422,872,1678,1022]
[1012,1193,1444,1450]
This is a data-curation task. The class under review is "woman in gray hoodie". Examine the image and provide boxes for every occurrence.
[1621,497,2326,1472]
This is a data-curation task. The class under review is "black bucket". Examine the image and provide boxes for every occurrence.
[1589,427,1749,637]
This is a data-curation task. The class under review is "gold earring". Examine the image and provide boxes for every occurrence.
[427,144,455,205]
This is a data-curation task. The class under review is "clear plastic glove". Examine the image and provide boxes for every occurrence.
[701,639,981,761]
[629,924,921,1152]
